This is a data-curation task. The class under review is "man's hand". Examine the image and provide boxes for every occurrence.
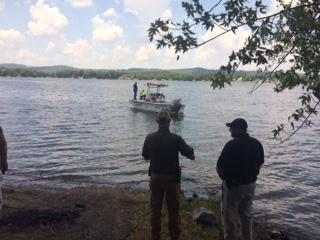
[1,162,8,174]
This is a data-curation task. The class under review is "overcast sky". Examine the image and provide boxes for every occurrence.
[0,0,277,69]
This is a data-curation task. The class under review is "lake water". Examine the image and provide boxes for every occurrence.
[0,77,319,239]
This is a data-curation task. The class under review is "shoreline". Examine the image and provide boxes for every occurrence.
[0,186,291,240]
[0,75,261,83]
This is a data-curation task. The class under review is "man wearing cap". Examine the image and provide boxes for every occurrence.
[142,110,195,240]
[217,118,264,240]
[0,126,8,212]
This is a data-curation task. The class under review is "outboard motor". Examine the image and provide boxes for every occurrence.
[171,98,182,114]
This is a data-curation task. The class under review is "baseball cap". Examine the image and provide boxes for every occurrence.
[226,118,248,130]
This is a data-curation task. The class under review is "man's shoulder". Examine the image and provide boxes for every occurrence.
[225,136,261,147]
[167,132,185,143]
[168,131,181,138]
[147,131,181,140]
[146,130,164,138]
[247,135,263,146]
[225,139,236,146]
[146,131,157,139]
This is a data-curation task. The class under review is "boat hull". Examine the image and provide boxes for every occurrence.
[129,99,184,115]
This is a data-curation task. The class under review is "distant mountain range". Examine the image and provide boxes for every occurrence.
[0,63,217,74]
[0,63,264,80]
[0,63,76,73]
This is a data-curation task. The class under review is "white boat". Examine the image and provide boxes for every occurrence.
[129,82,185,116]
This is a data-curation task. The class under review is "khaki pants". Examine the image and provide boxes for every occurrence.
[221,181,256,240]
[150,174,180,240]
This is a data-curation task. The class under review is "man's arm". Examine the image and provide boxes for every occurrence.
[216,155,225,180]
[216,143,231,180]
[259,142,264,166]
[142,136,150,160]
[0,127,8,174]
[177,136,195,160]
[255,142,264,174]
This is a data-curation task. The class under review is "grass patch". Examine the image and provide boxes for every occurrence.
[132,197,271,240]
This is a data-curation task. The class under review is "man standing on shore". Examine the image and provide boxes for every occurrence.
[0,126,8,212]
[217,118,264,240]
[142,110,195,240]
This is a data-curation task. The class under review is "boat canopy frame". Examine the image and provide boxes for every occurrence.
[146,82,168,100]
[147,82,168,88]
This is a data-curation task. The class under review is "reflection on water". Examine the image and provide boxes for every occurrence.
[0,77,319,240]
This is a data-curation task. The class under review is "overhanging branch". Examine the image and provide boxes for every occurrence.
[279,99,320,144]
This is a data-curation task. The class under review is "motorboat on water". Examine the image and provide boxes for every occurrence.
[129,82,185,116]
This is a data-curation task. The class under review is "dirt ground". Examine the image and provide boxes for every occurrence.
[0,187,287,240]
[0,187,145,240]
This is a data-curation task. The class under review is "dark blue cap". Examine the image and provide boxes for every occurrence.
[226,118,248,130]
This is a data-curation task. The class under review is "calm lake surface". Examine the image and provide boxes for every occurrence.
[0,77,319,239]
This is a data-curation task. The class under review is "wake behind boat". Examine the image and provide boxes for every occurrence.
[129,82,185,116]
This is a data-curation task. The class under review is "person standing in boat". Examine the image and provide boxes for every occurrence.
[142,110,195,240]
[0,126,8,213]
[217,118,264,240]
[133,82,138,100]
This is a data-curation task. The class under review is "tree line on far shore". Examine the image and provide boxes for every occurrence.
[0,66,265,82]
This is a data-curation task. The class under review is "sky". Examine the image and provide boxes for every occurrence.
[0,0,277,69]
